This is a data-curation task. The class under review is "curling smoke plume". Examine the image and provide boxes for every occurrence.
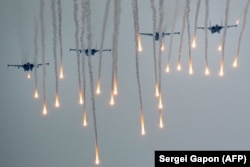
[233,0,250,67]
[96,0,111,95]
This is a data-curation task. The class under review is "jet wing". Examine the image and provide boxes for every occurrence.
[102,49,111,52]
[69,48,82,53]
[139,33,153,36]
[36,63,49,67]
[7,65,23,68]
[162,32,180,36]
[196,27,205,30]
[226,24,237,28]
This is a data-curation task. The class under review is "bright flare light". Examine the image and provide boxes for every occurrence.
[205,66,210,75]
[158,95,163,109]
[42,103,47,116]
[59,65,64,79]
[159,111,164,128]
[161,44,164,51]
[138,35,143,52]
[219,64,224,77]
[34,88,39,99]
[96,81,101,95]
[140,113,146,136]
[79,90,83,105]
[109,93,115,106]
[27,72,31,79]
[192,37,196,48]
[83,111,87,127]
[95,144,100,165]
[236,19,240,25]
[113,79,118,96]
[165,64,170,73]
[55,94,60,108]
[177,63,181,71]
[218,44,222,51]
[155,84,159,97]
[189,63,193,75]
[233,57,238,68]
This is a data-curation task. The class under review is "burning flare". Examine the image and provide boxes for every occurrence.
[140,113,146,135]
[155,83,159,97]
[109,93,115,106]
[219,63,224,77]
[95,144,100,165]
[158,94,163,109]
[165,64,170,73]
[205,66,210,75]
[83,110,87,127]
[177,63,181,71]
[218,44,222,51]
[34,88,39,99]
[96,81,101,95]
[236,19,240,25]
[113,79,118,96]
[159,110,164,128]
[233,57,238,68]
[59,65,64,79]
[42,103,47,116]
[138,34,143,52]
[27,72,31,79]
[79,89,83,105]
[192,36,196,48]
[161,43,164,51]
[189,62,193,75]
[55,94,60,108]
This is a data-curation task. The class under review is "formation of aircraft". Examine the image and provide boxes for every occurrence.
[139,32,180,41]
[69,48,111,56]
[7,62,49,71]
[197,22,237,34]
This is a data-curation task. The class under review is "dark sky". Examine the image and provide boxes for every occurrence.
[1,0,250,166]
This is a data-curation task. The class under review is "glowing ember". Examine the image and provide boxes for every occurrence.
[218,44,222,51]
[55,94,60,108]
[42,104,47,116]
[219,64,224,77]
[109,93,115,106]
[95,144,100,165]
[113,79,118,96]
[27,72,31,79]
[236,19,240,25]
[59,65,64,79]
[161,44,164,51]
[34,88,39,99]
[140,113,146,136]
[96,81,101,95]
[159,111,164,128]
[158,95,163,109]
[192,37,196,48]
[79,90,83,105]
[233,57,238,68]
[83,111,87,127]
[177,63,181,71]
[138,35,143,52]
[189,63,193,75]
[155,84,159,97]
[205,66,210,75]
[165,64,170,73]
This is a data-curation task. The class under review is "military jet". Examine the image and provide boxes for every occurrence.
[197,21,237,34]
[69,48,111,56]
[139,32,180,41]
[7,62,49,71]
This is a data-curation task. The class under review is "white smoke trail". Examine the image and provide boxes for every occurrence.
[57,0,64,79]
[186,0,192,74]
[132,0,145,135]
[204,0,209,74]
[96,0,111,94]
[51,0,59,106]
[233,0,250,67]
[40,0,47,114]
[73,0,83,103]
[220,0,230,76]
[192,0,201,47]
[166,0,179,72]
[177,1,187,71]
[158,0,164,93]
[33,17,39,98]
